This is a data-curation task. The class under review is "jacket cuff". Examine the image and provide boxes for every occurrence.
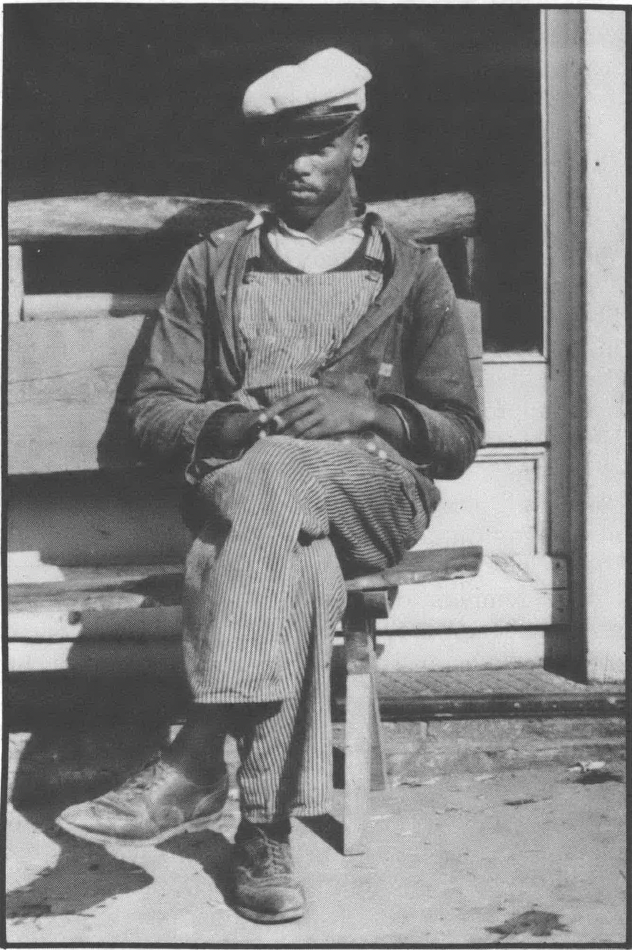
[378,393,433,467]
[185,403,249,484]
[181,400,234,447]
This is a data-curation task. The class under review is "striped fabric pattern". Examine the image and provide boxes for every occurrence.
[234,226,384,407]
[182,225,428,821]
[184,435,428,821]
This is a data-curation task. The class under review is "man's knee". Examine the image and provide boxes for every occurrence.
[238,435,307,476]
[224,436,316,501]
[203,436,326,534]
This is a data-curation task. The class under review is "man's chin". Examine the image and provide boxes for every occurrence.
[277,191,322,220]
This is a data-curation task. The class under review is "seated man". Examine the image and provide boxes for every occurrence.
[57,48,483,924]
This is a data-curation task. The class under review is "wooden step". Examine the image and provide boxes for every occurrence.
[8,554,568,673]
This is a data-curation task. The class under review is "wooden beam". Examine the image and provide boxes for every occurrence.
[8,194,255,244]
[371,192,476,243]
[23,292,163,322]
[8,191,477,246]
[8,246,24,322]
[7,555,568,649]
[343,616,374,855]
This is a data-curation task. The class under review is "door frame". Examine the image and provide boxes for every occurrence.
[542,8,626,682]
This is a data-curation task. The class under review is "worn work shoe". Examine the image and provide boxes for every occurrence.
[55,757,229,846]
[232,824,306,923]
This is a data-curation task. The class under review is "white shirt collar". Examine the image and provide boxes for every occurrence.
[245,208,366,245]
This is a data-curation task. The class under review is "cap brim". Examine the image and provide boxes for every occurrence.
[256,110,360,150]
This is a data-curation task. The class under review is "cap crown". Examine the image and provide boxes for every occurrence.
[243,48,371,119]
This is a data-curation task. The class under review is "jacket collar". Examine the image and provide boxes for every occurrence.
[244,204,383,235]
[210,211,421,376]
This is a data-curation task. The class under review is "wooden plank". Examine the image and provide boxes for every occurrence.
[346,546,483,593]
[9,562,182,593]
[9,300,483,475]
[343,619,373,856]
[9,570,183,613]
[8,191,476,245]
[8,447,546,571]
[369,650,387,792]
[23,293,163,322]
[8,638,183,676]
[8,316,146,473]
[583,10,626,683]
[370,192,476,243]
[8,194,255,243]
[8,246,24,322]
[542,8,588,680]
[7,555,568,646]
[457,299,484,420]
[379,555,568,631]
[7,472,191,572]
[482,358,547,444]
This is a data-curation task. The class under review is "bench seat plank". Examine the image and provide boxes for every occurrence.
[8,554,568,664]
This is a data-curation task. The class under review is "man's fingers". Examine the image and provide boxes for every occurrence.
[273,396,323,431]
[267,387,320,419]
[283,405,327,437]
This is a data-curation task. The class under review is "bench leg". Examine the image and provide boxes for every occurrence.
[343,613,386,855]
[369,647,387,792]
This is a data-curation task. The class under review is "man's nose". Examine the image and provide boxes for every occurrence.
[288,153,313,177]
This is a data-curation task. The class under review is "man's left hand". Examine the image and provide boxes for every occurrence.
[265,385,377,440]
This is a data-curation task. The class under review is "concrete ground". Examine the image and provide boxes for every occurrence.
[5,725,627,945]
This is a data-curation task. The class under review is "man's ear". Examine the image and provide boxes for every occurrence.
[352,133,370,170]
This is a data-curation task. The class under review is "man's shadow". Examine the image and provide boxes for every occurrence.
[6,675,234,921]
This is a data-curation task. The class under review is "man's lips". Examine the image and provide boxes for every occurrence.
[282,182,317,194]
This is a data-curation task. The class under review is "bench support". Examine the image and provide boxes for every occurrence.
[342,593,388,855]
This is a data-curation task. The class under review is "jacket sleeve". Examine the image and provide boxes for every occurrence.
[385,248,484,479]
[127,242,230,465]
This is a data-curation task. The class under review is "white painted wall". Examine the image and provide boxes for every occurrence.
[583,11,626,681]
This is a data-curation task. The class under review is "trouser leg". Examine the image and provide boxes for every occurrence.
[182,435,429,818]
[235,534,345,822]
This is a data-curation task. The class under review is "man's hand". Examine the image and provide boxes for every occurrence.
[218,410,269,449]
[197,408,270,459]
[263,385,377,440]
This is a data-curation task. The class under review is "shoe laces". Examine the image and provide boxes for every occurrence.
[244,828,292,875]
[116,757,165,800]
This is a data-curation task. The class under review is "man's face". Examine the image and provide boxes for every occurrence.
[265,124,369,224]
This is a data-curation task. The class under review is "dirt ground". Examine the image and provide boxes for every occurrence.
[6,755,626,946]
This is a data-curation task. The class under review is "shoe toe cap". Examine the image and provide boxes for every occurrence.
[235,878,305,920]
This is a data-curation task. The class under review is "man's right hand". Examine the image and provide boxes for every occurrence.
[197,408,269,459]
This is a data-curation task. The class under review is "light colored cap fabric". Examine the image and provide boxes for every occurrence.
[243,48,371,119]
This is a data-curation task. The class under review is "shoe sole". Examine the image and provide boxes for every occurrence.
[232,903,305,924]
[55,807,226,847]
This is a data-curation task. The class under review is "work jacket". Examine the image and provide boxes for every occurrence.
[128,213,484,520]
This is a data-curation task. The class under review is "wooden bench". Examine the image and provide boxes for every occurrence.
[7,193,569,854]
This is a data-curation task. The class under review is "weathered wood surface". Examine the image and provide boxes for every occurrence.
[8,191,477,245]
[9,548,479,615]
[7,554,568,649]
[8,316,147,474]
[23,292,163,322]
[8,194,255,244]
[345,546,483,592]
[8,301,482,475]
[8,246,24,322]
[342,615,374,855]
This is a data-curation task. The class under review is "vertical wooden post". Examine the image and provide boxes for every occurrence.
[343,601,373,856]
[582,10,625,681]
[369,646,387,792]
[8,246,24,322]
[542,9,587,680]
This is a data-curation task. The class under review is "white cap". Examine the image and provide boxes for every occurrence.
[243,48,371,120]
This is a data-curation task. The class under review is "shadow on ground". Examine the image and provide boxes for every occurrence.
[7,682,184,920]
